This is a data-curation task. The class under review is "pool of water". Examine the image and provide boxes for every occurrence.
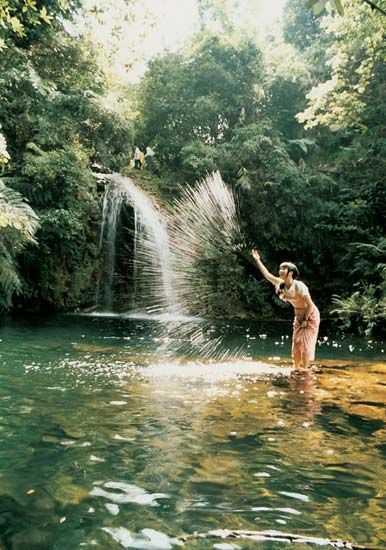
[0,314,385,549]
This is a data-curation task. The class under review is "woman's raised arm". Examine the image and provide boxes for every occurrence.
[251,250,282,286]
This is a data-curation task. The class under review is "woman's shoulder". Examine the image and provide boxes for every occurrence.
[295,280,309,296]
[274,278,285,292]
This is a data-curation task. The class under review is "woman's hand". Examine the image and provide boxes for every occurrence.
[250,250,280,285]
[251,249,260,263]
[301,320,308,328]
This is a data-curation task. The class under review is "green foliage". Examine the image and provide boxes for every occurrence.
[324,210,386,335]
[180,141,216,181]
[214,123,314,260]
[306,0,386,17]
[197,0,235,32]
[136,33,263,167]
[13,142,101,309]
[0,0,384,335]
[0,27,135,311]
[22,205,100,308]
[297,1,386,131]
[306,0,344,16]
[331,284,386,336]
[0,35,134,167]
[0,179,39,239]
[0,179,39,308]
[0,0,81,48]
[284,0,324,49]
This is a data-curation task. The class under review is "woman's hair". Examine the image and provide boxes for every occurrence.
[280,262,299,279]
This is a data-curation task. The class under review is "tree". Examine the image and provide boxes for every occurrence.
[284,0,323,49]
[0,0,81,49]
[297,0,386,131]
[0,27,134,310]
[261,37,312,138]
[306,0,386,17]
[136,33,263,168]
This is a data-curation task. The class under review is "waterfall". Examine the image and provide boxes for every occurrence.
[96,173,177,314]
[97,188,125,311]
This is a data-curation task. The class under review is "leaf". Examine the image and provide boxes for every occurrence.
[9,17,25,36]
[39,6,54,24]
[0,181,39,240]
[331,0,344,15]
[305,0,322,8]
[59,0,70,11]
[307,0,344,14]
[288,139,315,154]
[313,0,328,15]
[26,0,38,11]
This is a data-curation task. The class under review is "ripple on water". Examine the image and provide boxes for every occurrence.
[1,316,385,547]
[101,527,180,549]
[90,481,169,506]
[140,360,292,383]
[278,491,310,502]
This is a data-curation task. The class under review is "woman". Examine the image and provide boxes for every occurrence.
[134,146,142,170]
[251,250,320,369]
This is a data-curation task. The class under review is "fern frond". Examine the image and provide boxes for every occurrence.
[0,251,21,309]
[25,142,45,156]
[0,180,39,242]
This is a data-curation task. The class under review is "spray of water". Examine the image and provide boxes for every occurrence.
[96,171,249,362]
[167,171,243,315]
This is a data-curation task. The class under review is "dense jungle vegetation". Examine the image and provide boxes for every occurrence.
[0,0,385,335]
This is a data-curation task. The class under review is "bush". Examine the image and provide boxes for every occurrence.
[331,282,386,336]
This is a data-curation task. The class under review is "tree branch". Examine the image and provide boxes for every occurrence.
[178,529,384,550]
[362,0,386,16]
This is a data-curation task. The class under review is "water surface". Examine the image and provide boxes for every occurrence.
[0,314,385,549]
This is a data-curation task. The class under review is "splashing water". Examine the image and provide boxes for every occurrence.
[167,171,243,314]
[95,172,247,361]
[96,173,177,314]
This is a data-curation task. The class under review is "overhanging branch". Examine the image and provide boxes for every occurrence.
[362,0,386,16]
[178,529,384,550]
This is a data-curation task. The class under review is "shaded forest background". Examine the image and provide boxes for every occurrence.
[0,0,385,335]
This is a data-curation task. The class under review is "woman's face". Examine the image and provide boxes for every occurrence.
[279,264,289,279]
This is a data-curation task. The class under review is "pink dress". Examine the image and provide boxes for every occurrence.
[277,280,320,362]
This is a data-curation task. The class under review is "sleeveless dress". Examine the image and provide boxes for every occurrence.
[276,280,320,362]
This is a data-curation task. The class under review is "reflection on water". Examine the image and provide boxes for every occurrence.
[0,314,385,549]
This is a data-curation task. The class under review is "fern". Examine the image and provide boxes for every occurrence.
[288,138,315,154]
[0,180,39,309]
[0,248,22,309]
[25,142,45,156]
[331,285,386,336]
[0,180,39,242]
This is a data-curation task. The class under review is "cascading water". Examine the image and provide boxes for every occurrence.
[96,173,177,314]
[95,171,246,361]
[97,187,125,311]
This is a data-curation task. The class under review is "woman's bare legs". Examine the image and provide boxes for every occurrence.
[293,349,310,369]
[293,347,303,369]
